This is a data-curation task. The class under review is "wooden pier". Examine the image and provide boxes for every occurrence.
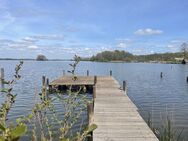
[50,76,159,141]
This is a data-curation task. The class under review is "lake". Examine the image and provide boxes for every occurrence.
[0,60,188,140]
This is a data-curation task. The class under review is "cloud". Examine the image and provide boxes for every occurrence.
[117,42,127,48]
[28,45,38,50]
[22,37,38,43]
[116,38,132,48]
[84,47,90,51]
[134,28,163,36]
[30,35,64,40]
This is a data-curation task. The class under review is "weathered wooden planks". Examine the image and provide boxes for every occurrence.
[50,76,95,86]
[93,76,158,141]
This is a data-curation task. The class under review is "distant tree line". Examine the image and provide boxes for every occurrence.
[82,51,187,63]
[89,50,134,62]
[82,43,188,63]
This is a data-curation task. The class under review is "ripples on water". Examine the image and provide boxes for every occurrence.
[0,61,188,140]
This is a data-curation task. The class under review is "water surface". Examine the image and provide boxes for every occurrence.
[0,61,188,140]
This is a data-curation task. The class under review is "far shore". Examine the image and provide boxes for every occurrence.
[0,59,184,64]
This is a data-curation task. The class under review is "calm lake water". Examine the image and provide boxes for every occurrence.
[0,60,188,140]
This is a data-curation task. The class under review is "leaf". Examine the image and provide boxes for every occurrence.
[87,124,97,133]
[10,124,27,138]
[0,88,9,93]
[61,138,70,141]
[0,123,5,131]
[2,80,10,84]
[0,136,5,141]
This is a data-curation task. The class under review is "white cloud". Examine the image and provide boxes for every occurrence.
[134,28,163,36]
[31,34,64,40]
[28,45,38,50]
[22,37,38,43]
[117,42,127,48]
[84,47,90,51]
[116,38,132,48]
[167,44,174,48]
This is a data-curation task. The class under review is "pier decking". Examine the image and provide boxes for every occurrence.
[50,76,159,141]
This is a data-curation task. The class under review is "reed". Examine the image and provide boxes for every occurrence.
[147,113,184,141]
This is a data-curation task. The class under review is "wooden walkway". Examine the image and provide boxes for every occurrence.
[93,76,158,141]
[49,76,159,141]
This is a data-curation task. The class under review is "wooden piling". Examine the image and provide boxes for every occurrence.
[93,85,96,99]
[123,80,126,91]
[42,76,46,87]
[0,68,4,88]
[110,70,112,76]
[46,78,49,89]
[42,76,47,100]
[87,102,93,141]
[187,76,188,83]
[63,70,65,76]
[87,70,89,76]
[94,76,97,85]
[160,72,163,78]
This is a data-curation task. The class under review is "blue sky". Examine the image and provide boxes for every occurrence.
[0,0,188,59]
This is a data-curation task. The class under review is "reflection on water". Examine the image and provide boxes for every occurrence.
[0,61,188,140]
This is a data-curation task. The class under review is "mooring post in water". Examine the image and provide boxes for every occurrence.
[123,80,127,92]
[160,72,163,78]
[187,76,188,83]
[63,70,65,76]
[46,78,49,89]
[46,78,49,99]
[110,70,112,76]
[0,68,4,88]
[94,75,97,85]
[87,70,89,76]
[93,85,96,99]
[42,76,47,100]
[42,76,46,87]
[87,102,94,141]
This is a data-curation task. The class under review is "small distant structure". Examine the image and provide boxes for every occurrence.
[182,59,186,64]
[36,55,48,61]
[174,57,187,64]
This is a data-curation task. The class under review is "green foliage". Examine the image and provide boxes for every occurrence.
[0,57,97,141]
[0,61,27,141]
[30,55,97,141]
[88,50,187,63]
[90,50,134,62]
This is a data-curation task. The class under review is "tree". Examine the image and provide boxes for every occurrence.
[36,54,48,61]
[181,42,188,59]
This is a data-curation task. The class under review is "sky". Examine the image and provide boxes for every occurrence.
[0,0,188,59]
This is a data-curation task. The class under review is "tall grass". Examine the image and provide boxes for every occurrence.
[147,113,184,141]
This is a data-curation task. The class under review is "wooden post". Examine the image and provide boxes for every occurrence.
[0,68,4,88]
[46,78,49,99]
[87,102,93,141]
[94,76,97,85]
[46,78,49,89]
[187,76,188,83]
[123,81,126,91]
[42,76,47,100]
[110,70,112,76]
[93,85,96,99]
[160,72,163,78]
[63,70,65,76]
[87,70,89,76]
[42,76,46,87]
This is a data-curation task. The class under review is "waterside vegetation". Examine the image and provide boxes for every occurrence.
[0,56,97,141]
[84,50,188,64]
